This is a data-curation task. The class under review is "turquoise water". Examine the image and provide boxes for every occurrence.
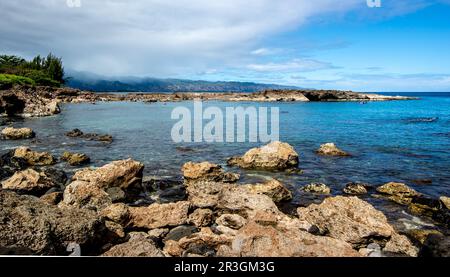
[1,95,450,223]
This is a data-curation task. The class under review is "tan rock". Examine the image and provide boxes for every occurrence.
[408,229,443,245]
[440,196,450,210]
[182,161,239,183]
[377,182,420,205]
[102,232,164,257]
[1,127,35,140]
[128,201,190,229]
[61,152,90,166]
[188,208,214,227]
[343,182,368,195]
[302,183,331,194]
[316,143,350,157]
[1,168,58,195]
[177,227,234,256]
[163,240,184,257]
[216,214,247,230]
[13,147,56,166]
[244,179,292,202]
[60,180,112,211]
[227,141,299,170]
[72,159,144,190]
[101,203,130,225]
[383,233,419,257]
[40,192,63,205]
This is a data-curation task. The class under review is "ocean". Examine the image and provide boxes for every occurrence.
[1,92,449,231]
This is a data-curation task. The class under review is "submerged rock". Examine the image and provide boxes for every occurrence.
[65,129,113,143]
[227,141,299,170]
[1,127,35,140]
[302,183,331,194]
[376,182,420,205]
[244,179,292,202]
[343,182,369,195]
[297,196,418,256]
[316,143,350,157]
[1,168,59,196]
[13,147,56,166]
[0,190,106,255]
[61,152,91,166]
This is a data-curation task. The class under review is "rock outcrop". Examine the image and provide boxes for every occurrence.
[227,141,299,170]
[13,147,56,166]
[376,182,420,205]
[316,143,350,157]
[1,168,59,196]
[1,127,35,140]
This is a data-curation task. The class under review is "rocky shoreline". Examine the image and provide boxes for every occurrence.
[1,85,417,118]
[1,85,448,257]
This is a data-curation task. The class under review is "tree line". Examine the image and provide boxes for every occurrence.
[0,53,65,88]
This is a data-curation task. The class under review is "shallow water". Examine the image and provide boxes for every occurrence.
[1,95,450,230]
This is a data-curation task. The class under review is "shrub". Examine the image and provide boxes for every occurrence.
[0,74,35,89]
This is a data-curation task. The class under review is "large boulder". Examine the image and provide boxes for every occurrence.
[13,147,56,166]
[376,182,421,205]
[217,220,360,257]
[182,161,239,183]
[101,232,164,257]
[297,196,418,256]
[1,168,59,196]
[316,143,350,157]
[1,127,35,140]
[227,141,299,170]
[243,179,292,202]
[0,190,106,255]
[72,159,143,191]
[127,201,190,229]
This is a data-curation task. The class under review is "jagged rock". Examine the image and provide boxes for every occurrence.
[0,87,60,117]
[188,208,214,227]
[383,233,419,257]
[100,203,130,225]
[147,228,170,240]
[65,129,84,137]
[377,182,421,205]
[297,196,417,256]
[128,201,190,229]
[40,192,63,205]
[101,232,164,257]
[408,195,442,217]
[216,214,247,230]
[217,220,360,257]
[13,147,56,166]
[302,183,331,194]
[42,167,68,188]
[0,190,106,255]
[440,196,450,210]
[61,152,90,166]
[164,226,199,242]
[244,179,292,202]
[72,159,143,191]
[316,143,350,157]
[104,221,126,241]
[1,168,59,196]
[227,141,299,170]
[182,161,239,183]
[65,129,113,143]
[60,180,112,211]
[1,127,35,140]
[343,182,369,195]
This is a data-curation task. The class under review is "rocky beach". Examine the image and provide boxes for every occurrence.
[0,85,448,257]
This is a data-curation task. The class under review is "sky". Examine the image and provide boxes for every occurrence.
[1,0,450,92]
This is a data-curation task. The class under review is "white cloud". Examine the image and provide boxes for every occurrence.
[247,58,334,72]
[0,0,362,76]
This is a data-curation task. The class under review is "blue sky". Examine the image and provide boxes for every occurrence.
[1,0,450,91]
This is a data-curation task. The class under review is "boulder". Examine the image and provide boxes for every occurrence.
[128,201,190,229]
[227,141,299,170]
[343,182,369,195]
[297,196,417,256]
[0,190,106,255]
[244,179,292,202]
[376,182,421,205]
[1,127,35,140]
[188,208,214,227]
[1,168,59,196]
[101,232,164,257]
[13,147,56,166]
[216,214,247,230]
[182,161,239,183]
[60,180,112,212]
[72,159,144,191]
[61,152,90,166]
[302,183,331,194]
[316,143,350,157]
[100,203,130,225]
[217,221,360,257]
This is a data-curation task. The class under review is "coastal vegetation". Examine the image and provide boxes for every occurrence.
[0,53,65,89]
